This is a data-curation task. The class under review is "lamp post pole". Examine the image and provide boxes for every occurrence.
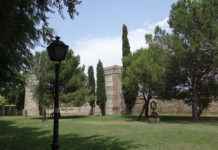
[52,63,60,150]
[47,36,68,150]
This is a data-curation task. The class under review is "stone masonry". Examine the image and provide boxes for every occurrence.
[24,65,218,116]
[23,65,125,116]
[24,74,40,116]
[104,65,125,114]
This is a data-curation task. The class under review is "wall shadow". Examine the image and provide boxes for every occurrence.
[0,119,140,150]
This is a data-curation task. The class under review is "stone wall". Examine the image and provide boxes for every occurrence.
[24,66,218,116]
[132,97,218,115]
[23,65,124,116]
[23,74,40,116]
[47,103,99,116]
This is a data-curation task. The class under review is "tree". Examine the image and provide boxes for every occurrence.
[168,0,218,120]
[0,95,8,106]
[33,50,88,117]
[0,1,81,113]
[0,0,81,91]
[59,50,88,106]
[126,46,167,119]
[121,24,138,114]
[96,60,107,116]
[122,24,131,59]
[88,66,96,115]
[33,51,54,118]
[0,74,25,110]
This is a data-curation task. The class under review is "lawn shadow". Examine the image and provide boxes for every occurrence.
[0,119,140,150]
[61,134,140,150]
[123,115,218,125]
[160,115,218,125]
[32,115,89,120]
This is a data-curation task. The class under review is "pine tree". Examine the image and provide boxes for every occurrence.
[168,0,218,121]
[122,24,138,114]
[88,66,95,115]
[96,60,107,116]
[34,50,89,118]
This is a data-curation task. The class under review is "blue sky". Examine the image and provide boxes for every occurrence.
[40,0,176,70]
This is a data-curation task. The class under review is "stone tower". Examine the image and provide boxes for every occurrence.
[24,74,40,116]
[104,65,125,114]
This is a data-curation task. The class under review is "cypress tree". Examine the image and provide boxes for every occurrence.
[88,66,95,115]
[122,24,131,58]
[122,24,138,114]
[96,60,107,116]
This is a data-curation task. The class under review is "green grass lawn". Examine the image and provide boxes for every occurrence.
[0,115,218,150]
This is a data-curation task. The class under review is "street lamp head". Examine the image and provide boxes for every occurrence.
[47,36,69,62]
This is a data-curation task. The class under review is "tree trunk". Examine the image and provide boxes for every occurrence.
[89,105,95,115]
[138,92,151,120]
[138,104,145,120]
[144,99,150,119]
[197,108,202,118]
[100,104,106,116]
[125,104,132,115]
[192,89,200,121]
[42,107,47,121]
[143,92,151,119]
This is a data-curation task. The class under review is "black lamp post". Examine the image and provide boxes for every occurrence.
[47,36,68,150]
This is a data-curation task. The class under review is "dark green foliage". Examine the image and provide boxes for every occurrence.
[33,50,88,111]
[122,67,139,115]
[88,66,96,115]
[0,0,81,94]
[59,51,88,106]
[122,24,131,59]
[121,24,138,114]
[0,95,8,106]
[208,77,218,98]
[0,73,25,110]
[126,44,167,119]
[88,66,95,94]
[96,60,107,116]
[33,51,53,109]
[62,88,90,107]
[167,0,218,120]
[0,0,81,111]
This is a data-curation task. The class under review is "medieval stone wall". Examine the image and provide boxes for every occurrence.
[132,97,218,115]
[23,65,124,116]
[23,66,218,116]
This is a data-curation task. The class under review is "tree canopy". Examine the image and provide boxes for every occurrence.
[0,0,81,91]
[125,31,167,118]
[33,50,88,110]
[166,0,218,120]
[96,60,107,116]
[88,66,96,115]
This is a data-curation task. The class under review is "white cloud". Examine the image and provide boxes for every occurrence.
[71,17,169,71]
